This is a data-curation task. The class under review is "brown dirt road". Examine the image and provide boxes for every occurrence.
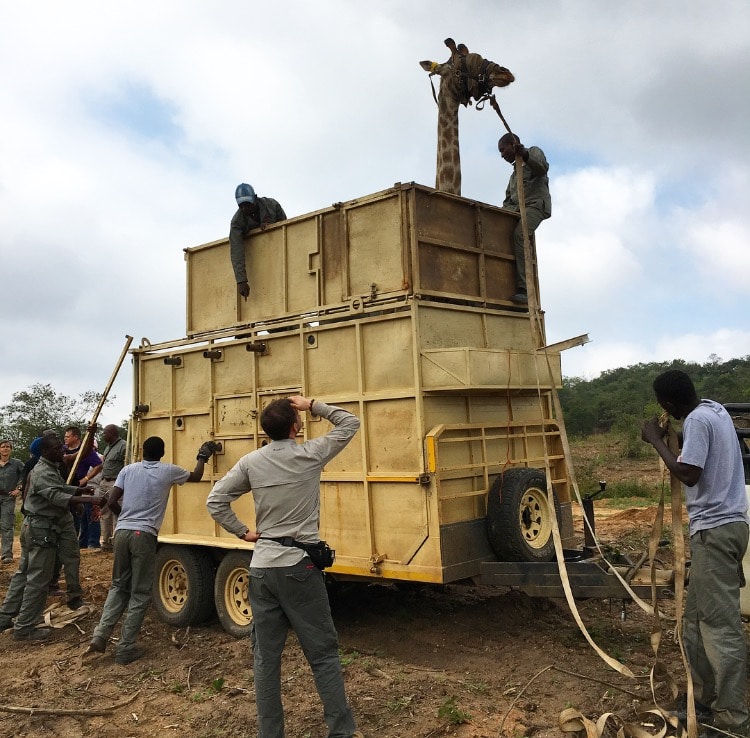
[0,509,698,738]
[0,447,745,738]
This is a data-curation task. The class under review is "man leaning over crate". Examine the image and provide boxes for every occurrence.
[207,395,365,738]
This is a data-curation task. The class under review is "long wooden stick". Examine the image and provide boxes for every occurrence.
[66,335,133,484]
[0,689,140,716]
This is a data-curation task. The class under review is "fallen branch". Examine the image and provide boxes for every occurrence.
[0,689,140,717]
[497,665,645,737]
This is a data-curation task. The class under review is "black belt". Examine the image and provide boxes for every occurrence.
[102,477,117,482]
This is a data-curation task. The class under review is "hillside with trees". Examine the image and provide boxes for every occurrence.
[559,355,750,437]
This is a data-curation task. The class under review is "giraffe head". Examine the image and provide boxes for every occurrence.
[420,39,514,195]
[420,38,514,107]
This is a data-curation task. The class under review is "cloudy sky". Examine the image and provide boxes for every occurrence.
[1,1,748,427]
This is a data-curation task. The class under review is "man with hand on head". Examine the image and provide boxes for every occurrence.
[207,395,364,738]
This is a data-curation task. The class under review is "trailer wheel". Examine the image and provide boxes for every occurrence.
[152,545,216,627]
[215,551,254,639]
[486,468,558,562]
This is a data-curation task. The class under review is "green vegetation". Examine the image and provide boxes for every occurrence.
[438,695,472,725]
[559,355,750,437]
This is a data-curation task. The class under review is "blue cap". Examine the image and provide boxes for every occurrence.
[29,437,43,457]
[235,183,256,205]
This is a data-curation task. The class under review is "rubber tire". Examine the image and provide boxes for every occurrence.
[214,550,254,639]
[152,545,216,627]
[486,468,558,563]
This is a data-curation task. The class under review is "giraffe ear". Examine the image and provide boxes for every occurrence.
[419,60,434,72]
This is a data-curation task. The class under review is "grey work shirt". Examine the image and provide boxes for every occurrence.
[229,197,287,283]
[0,457,24,494]
[114,461,190,536]
[101,437,126,479]
[503,145,552,218]
[206,402,360,568]
[24,457,80,521]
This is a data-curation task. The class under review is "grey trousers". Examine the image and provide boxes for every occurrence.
[0,514,81,632]
[512,206,546,293]
[0,495,16,560]
[93,529,155,658]
[683,521,749,729]
[249,560,357,738]
[99,479,118,546]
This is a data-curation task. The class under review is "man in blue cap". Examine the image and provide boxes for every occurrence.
[230,183,286,298]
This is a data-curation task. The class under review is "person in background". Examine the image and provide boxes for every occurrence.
[230,182,286,299]
[497,132,551,305]
[641,370,749,738]
[0,440,24,565]
[207,396,363,738]
[85,436,218,665]
[0,434,104,640]
[63,425,102,549]
[99,424,126,551]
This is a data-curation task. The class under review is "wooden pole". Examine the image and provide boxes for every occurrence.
[66,335,133,484]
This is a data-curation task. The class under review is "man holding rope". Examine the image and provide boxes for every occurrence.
[642,370,749,738]
[498,132,551,305]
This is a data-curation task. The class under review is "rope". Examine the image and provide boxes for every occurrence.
[494,88,694,728]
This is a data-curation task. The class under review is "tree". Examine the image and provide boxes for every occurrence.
[0,383,109,461]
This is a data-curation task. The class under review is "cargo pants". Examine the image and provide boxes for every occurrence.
[0,513,81,634]
[93,529,156,660]
[0,494,16,560]
[249,559,357,738]
[683,521,749,730]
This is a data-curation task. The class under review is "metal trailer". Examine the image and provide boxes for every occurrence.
[131,183,664,637]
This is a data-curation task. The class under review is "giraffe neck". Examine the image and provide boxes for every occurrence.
[435,88,461,195]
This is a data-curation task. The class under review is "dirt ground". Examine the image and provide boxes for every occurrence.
[0,450,745,738]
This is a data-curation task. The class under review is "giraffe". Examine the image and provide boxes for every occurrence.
[420,39,515,195]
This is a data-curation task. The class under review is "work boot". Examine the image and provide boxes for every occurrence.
[668,694,713,727]
[67,597,86,610]
[13,627,52,642]
[115,647,145,665]
[511,292,528,305]
[85,636,107,655]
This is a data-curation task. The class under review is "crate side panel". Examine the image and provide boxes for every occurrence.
[361,316,415,393]
[186,244,237,334]
[139,358,173,415]
[347,196,405,296]
[306,325,360,397]
[173,353,212,413]
[256,335,302,390]
[365,398,422,474]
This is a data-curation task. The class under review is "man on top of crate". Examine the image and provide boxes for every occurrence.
[230,183,287,299]
[498,133,551,306]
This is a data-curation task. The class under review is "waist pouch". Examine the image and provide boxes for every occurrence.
[267,536,335,571]
[26,518,61,549]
